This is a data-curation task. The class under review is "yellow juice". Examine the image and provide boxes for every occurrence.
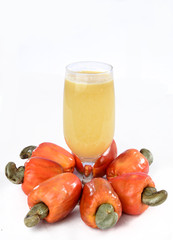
[63,71,115,162]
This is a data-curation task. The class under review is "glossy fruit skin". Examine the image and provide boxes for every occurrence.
[84,165,93,177]
[80,178,122,228]
[31,142,75,172]
[22,157,63,195]
[93,140,117,177]
[109,172,155,215]
[106,149,149,179]
[74,154,84,174]
[28,173,82,223]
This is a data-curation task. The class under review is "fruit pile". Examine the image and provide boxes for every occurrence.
[5,141,167,230]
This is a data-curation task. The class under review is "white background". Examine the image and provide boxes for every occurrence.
[0,0,173,239]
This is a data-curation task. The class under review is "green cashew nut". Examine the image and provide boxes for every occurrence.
[20,145,37,159]
[95,203,118,230]
[24,202,49,227]
[140,148,153,166]
[141,187,168,206]
[5,162,25,184]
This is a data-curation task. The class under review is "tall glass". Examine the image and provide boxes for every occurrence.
[63,61,115,166]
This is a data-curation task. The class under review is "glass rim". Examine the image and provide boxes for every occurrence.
[65,61,113,75]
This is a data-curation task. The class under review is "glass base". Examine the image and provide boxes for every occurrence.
[74,155,101,185]
[73,165,94,185]
[78,156,100,164]
[81,172,93,185]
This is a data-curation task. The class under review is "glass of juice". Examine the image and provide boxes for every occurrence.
[63,61,115,176]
